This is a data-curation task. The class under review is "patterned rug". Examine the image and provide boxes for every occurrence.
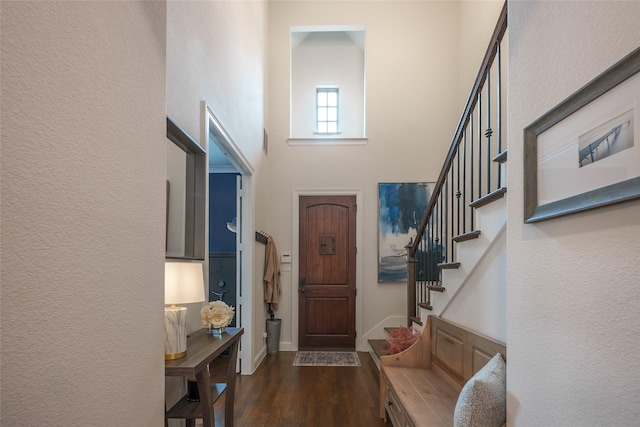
[293,351,361,367]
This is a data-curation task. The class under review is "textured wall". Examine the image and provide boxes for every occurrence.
[1,2,166,425]
[507,1,640,425]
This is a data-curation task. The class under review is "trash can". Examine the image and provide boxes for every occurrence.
[266,318,281,354]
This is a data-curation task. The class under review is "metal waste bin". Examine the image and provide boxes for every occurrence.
[266,318,281,354]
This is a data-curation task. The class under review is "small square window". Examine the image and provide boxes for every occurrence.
[316,87,338,134]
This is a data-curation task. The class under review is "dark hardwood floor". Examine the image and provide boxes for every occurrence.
[211,351,388,427]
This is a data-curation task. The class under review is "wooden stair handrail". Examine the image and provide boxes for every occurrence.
[409,2,507,256]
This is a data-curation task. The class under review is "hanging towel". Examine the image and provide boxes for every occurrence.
[263,235,282,310]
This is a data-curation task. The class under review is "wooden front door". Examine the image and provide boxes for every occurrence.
[298,195,356,350]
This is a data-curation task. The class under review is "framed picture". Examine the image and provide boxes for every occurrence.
[378,182,435,282]
[524,47,640,223]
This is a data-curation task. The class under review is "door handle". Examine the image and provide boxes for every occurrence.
[299,277,306,293]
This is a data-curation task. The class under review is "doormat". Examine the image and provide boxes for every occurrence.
[293,351,361,367]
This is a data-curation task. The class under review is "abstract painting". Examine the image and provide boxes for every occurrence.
[378,182,434,282]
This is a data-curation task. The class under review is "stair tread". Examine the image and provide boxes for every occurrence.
[493,150,507,163]
[438,262,461,269]
[368,339,388,359]
[469,187,507,209]
[453,230,481,242]
[409,316,423,326]
[418,302,433,311]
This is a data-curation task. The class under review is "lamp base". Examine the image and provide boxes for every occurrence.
[164,306,187,359]
[164,350,187,360]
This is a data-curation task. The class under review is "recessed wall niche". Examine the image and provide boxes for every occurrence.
[291,27,365,139]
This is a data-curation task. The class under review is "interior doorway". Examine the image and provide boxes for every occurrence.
[208,173,239,325]
[204,102,254,374]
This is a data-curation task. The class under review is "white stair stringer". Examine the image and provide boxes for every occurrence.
[422,197,507,340]
[362,315,408,342]
[441,227,506,342]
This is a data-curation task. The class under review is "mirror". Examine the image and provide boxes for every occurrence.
[166,117,206,260]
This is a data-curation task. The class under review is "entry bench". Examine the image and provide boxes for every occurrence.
[380,316,506,427]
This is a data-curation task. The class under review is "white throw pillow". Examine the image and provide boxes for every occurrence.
[453,353,506,427]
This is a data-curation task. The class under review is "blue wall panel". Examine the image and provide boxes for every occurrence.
[209,173,238,252]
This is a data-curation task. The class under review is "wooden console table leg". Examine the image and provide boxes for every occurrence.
[223,339,239,427]
[196,368,214,427]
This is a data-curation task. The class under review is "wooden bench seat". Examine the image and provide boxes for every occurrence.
[383,366,458,427]
[380,316,506,427]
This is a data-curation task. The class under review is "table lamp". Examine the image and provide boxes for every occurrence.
[165,260,205,360]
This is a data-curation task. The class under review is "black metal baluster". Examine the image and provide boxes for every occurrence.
[444,178,449,262]
[450,166,454,260]
[497,43,502,187]
[435,197,441,283]
[424,214,429,288]
[486,70,492,194]
[477,92,483,200]
[469,112,475,231]
[422,221,426,288]
[439,192,444,264]
[456,144,461,237]
[428,214,433,287]
[419,236,423,311]
[430,214,436,286]
[462,130,467,234]
[426,231,430,292]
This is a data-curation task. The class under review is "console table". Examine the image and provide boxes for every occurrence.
[165,327,243,427]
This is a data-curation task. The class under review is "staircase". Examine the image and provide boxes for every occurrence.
[369,3,508,367]
[368,197,507,368]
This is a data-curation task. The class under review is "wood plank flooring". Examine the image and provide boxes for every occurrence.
[210,351,388,426]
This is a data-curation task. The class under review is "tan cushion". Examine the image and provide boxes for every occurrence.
[453,353,506,427]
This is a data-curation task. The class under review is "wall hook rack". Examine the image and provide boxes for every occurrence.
[255,230,270,245]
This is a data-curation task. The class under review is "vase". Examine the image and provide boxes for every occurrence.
[209,325,225,337]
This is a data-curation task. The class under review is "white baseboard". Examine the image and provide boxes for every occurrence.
[248,345,267,375]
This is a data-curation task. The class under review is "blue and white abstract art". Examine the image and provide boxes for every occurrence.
[378,182,434,282]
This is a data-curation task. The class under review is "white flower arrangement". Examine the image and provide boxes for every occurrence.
[200,300,235,329]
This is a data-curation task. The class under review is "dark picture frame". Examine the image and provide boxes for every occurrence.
[166,117,207,260]
[524,47,640,223]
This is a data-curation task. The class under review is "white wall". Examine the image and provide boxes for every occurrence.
[507,1,640,426]
[1,2,166,425]
[165,1,268,374]
[457,0,505,111]
[268,1,501,350]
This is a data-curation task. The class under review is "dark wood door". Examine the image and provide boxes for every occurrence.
[298,195,356,350]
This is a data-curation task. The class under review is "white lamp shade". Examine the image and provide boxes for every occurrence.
[164,261,206,305]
